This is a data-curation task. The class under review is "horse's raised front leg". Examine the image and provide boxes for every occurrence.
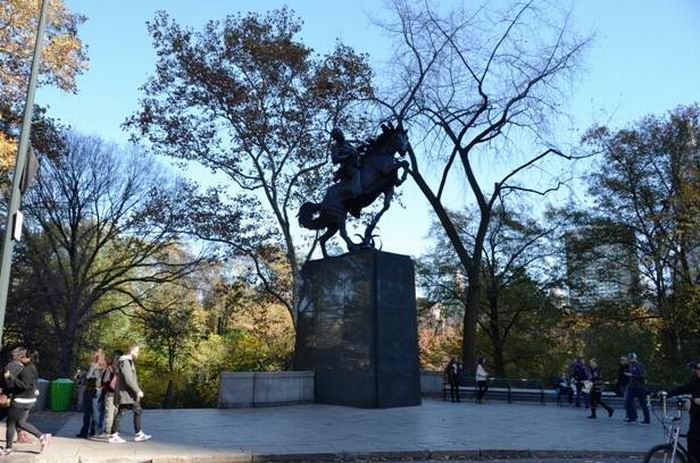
[319,226,338,259]
[395,160,410,186]
[363,187,394,246]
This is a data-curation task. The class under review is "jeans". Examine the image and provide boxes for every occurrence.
[102,393,117,434]
[448,381,460,402]
[80,389,102,435]
[5,405,42,450]
[624,386,650,422]
[590,389,613,417]
[476,380,488,403]
[111,401,142,435]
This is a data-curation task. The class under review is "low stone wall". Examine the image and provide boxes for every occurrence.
[218,371,314,408]
[420,371,443,396]
[219,370,443,407]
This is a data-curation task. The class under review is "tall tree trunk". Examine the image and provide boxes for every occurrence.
[59,335,76,378]
[462,210,490,370]
[163,378,174,409]
[492,341,506,376]
[462,279,480,370]
[488,289,505,376]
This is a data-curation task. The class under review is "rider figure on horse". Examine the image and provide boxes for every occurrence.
[330,128,362,201]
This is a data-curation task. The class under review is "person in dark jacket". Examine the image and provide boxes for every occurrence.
[444,358,461,403]
[623,352,650,423]
[571,358,590,408]
[587,359,614,419]
[664,361,700,463]
[615,355,629,397]
[0,349,32,444]
[109,345,151,443]
[1,348,50,456]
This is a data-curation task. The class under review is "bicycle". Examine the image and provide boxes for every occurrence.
[644,392,694,463]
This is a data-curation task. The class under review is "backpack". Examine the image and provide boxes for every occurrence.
[109,369,118,390]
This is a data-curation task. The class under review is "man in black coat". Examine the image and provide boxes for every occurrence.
[666,361,700,463]
[615,355,629,397]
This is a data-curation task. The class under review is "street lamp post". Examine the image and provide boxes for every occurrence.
[0,0,49,346]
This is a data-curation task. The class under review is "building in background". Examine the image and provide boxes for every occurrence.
[565,223,640,311]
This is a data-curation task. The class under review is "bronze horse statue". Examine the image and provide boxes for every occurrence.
[298,122,410,257]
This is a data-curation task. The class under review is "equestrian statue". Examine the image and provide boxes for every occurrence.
[298,121,410,258]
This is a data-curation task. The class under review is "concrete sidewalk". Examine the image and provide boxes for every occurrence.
[0,399,671,462]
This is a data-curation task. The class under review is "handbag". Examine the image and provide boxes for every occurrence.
[582,380,593,394]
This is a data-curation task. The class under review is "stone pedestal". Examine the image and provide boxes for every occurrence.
[294,250,421,408]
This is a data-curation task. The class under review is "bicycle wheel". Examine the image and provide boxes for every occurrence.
[644,444,688,463]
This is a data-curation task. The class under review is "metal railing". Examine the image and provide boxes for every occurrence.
[443,375,546,404]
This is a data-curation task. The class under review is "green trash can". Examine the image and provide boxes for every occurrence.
[49,378,74,412]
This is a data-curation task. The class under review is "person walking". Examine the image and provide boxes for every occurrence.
[109,345,151,443]
[664,360,700,463]
[0,349,32,444]
[475,358,489,404]
[444,358,461,403]
[1,348,51,456]
[572,358,590,408]
[587,359,614,419]
[623,353,650,424]
[76,349,106,438]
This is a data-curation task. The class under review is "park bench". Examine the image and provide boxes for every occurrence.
[441,375,663,408]
[443,375,547,404]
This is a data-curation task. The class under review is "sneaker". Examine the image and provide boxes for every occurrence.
[108,433,126,444]
[94,432,110,439]
[134,431,152,442]
[39,434,51,453]
[623,418,636,423]
[587,415,596,419]
[0,448,13,457]
[642,419,651,424]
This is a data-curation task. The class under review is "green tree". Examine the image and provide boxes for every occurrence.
[582,104,700,368]
[9,133,200,375]
[418,206,567,377]
[135,274,205,408]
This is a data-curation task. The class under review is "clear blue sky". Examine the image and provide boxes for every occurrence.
[37,0,700,258]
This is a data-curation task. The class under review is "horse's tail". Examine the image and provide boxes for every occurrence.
[298,202,324,230]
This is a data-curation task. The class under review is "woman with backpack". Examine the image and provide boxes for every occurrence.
[76,349,106,438]
[1,348,50,456]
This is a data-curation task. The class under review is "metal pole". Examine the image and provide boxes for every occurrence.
[0,0,49,346]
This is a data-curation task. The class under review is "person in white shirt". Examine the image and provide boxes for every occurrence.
[476,358,489,404]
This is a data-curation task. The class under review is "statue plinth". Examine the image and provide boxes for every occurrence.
[294,250,421,408]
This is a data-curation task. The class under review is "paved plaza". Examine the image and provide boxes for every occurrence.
[0,399,672,462]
